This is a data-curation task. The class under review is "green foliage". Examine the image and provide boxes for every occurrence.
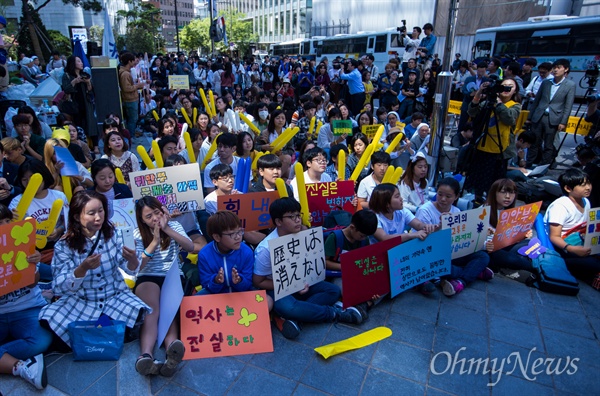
[117,0,162,54]
[88,25,103,44]
[16,5,52,60]
[124,28,154,54]
[47,30,72,56]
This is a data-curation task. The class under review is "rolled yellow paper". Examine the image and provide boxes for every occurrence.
[382,165,395,183]
[337,150,346,181]
[15,173,42,221]
[209,90,217,118]
[202,132,222,170]
[151,140,164,168]
[349,144,374,181]
[239,112,261,136]
[184,131,196,163]
[294,162,311,227]
[390,167,404,185]
[61,176,73,203]
[199,89,213,117]
[308,116,316,138]
[151,110,159,121]
[275,178,288,198]
[314,327,392,359]
[36,199,64,249]
[115,168,126,184]
[252,151,267,171]
[137,145,155,169]
[385,132,405,154]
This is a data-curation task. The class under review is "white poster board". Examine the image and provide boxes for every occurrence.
[442,206,490,259]
[584,207,600,255]
[109,198,137,229]
[157,258,184,348]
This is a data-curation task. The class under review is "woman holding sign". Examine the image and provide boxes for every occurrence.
[43,139,93,192]
[317,108,348,150]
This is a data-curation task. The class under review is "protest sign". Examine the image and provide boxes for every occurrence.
[332,120,353,136]
[109,198,137,229]
[340,236,402,308]
[180,291,273,359]
[168,75,190,90]
[388,229,452,297]
[157,258,183,348]
[584,207,600,255]
[217,191,279,231]
[54,146,79,177]
[442,206,490,259]
[130,163,204,213]
[0,219,37,297]
[491,201,541,251]
[269,227,326,300]
[306,181,355,227]
[361,125,381,140]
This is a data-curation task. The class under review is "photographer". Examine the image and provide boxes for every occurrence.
[401,26,421,77]
[464,78,522,206]
[339,58,365,117]
[584,94,600,143]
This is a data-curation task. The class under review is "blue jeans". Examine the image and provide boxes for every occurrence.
[268,281,341,323]
[506,169,528,182]
[450,251,490,284]
[398,98,414,120]
[0,307,53,360]
[489,242,533,272]
[122,101,139,136]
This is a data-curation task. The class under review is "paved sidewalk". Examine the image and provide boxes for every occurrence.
[1,274,599,396]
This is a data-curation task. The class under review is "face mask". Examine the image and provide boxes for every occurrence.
[259,110,269,120]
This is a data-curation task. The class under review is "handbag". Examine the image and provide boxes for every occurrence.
[68,320,126,361]
[58,93,79,115]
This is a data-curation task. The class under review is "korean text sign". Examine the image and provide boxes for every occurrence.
[306,181,355,227]
[180,291,273,359]
[109,198,137,229]
[361,125,381,140]
[584,207,600,255]
[218,191,279,231]
[168,75,190,90]
[332,120,353,136]
[269,227,326,301]
[491,201,541,251]
[388,229,452,297]
[340,236,402,308]
[442,206,490,259]
[0,219,37,297]
[129,163,204,213]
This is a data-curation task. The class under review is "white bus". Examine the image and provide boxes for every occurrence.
[472,15,600,98]
[269,38,313,59]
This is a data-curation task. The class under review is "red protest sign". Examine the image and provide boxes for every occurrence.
[180,291,273,359]
[306,180,356,226]
[218,191,279,231]
[340,236,402,308]
[491,201,541,251]
[0,219,37,297]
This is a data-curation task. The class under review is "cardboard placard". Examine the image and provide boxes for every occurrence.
[0,219,37,297]
[129,163,204,213]
[54,146,79,177]
[109,198,137,229]
[442,207,490,259]
[180,291,273,359]
[217,191,279,232]
[269,227,326,301]
[448,100,462,115]
[388,229,452,297]
[340,236,402,308]
[306,181,355,227]
[168,75,190,90]
[491,201,541,251]
[361,125,381,140]
[584,207,600,255]
[332,120,353,136]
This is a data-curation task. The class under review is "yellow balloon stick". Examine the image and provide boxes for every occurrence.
[36,199,64,249]
[251,151,267,171]
[199,89,213,118]
[152,110,159,121]
[294,162,311,227]
[271,127,299,153]
[275,178,288,198]
[382,165,395,183]
[390,167,404,185]
[239,112,261,136]
[209,90,217,118]
[372,125,385,145]
[308,116,316,139]
[385,132,405,154]
[350,144,374,181]
[180,122,189,137]
[115,168,126,184]
[202,132,222,170]
[193,108,198,126]
[151,140,164,168]
[183,131,196,163]
[315,326,393,359]
[61,175,73,203]
[137,145,155,169]
[181,109,193,127]
[314,121,323,140]
[337,150,346,181]
[15,173,42,221]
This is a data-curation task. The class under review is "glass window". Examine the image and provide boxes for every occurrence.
[375,35,386,53]
[528,38,569,55]
[571,37,600,55]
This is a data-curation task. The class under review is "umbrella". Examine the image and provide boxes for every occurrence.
[72,38,91,70]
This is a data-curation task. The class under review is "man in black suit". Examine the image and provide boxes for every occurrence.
[0,141,22,207]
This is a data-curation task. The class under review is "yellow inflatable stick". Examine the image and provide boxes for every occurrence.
[275,178,288,198]
[350,144,374,181]
[36,199,64,249]
[271,127,299,153]
[115,168,126,184]
[389,167,404,185]
[137,145,155,169]
[183,131,196,163]
[314,121,323,140]
[308,116,316,139]
[371,125,385,145]
[337,150,346,181]
[61,176,73,202]
[151,110,159,121]
[202,132,222,170]
[151,140,164,168]
[382,165,395,183]
[209,90,217,118]
[15,173,42,221]
[294,162,311,227]
[314,327,392,359]
[239,112,261,136]
[199,89,213,118]
[181,109,193,127]
[252,151,267,171]
[193,108,198,127]
[385,132,405,154]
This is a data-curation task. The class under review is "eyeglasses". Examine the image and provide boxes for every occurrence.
[282,213,303,222]
[222,229,245,239]
[217,175,235,182]
[311,158,327,164]
[499,190,516,195]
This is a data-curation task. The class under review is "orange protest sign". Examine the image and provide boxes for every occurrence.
[0,219,37,297]
[217,191,280,231]
[180,291,273,359]
[491,201,541,251]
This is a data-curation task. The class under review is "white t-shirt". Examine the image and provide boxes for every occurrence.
[543,196,590,237]
[370,208,415,244]
[415,201,460,226]
[9,189,69,224]
[399,179,429,214]
[357,174,379,201]
[204,191,219,215]
[291,170,332,201]
[253,228,280,277]
[203,156,242,188]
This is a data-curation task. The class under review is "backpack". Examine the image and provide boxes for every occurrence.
[323,226,368,278]
[528,250,579,296]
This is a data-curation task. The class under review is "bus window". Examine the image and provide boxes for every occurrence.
[572,37,600,55]
[493,39,526,57]
[375,35,386,52]
[303,41,311,55]
[528,38,570,55]
[368,37,375,50]
[390,34,402,48]
[473,41,491,59]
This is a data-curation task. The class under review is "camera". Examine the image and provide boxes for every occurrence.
[396,20,407,34]
[586,92,600,103]
[80,71,90,80]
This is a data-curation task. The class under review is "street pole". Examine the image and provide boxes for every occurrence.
[427,0,459,185]
[209,0,215,57]
[174,0,180,53]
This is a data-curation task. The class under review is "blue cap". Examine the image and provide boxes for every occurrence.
[0,16,6,27]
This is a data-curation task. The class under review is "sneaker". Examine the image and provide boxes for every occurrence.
[160,340,185,377]
[442,279,465,297]
[477,267,494,281]
[135,354,163,376]
[353,303,369,321]
[14,354,47,390]
[592,273,600,291]
[419,281,436,295]
[334,306,363,324]
[273,314,301,339]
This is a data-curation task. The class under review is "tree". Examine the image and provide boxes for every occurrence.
[47,30,72,57]
[117,0,163,54]
[88,25,103,44]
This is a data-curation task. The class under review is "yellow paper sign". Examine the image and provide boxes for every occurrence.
[168,75,190,90]
[315,327,392,359]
